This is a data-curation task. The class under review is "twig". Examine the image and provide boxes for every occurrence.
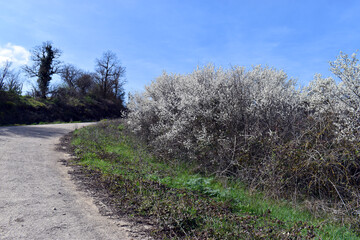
[328,179,348,212]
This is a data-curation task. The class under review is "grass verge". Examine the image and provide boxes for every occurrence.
[70,120,360,239]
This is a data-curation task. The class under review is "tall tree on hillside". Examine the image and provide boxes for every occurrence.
[23,41,62,98]
[95,51,126,100]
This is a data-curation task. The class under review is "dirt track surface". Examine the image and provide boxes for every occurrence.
[0,123,144,240]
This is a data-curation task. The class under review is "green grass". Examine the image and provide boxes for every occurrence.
[71,120,360,239]
[21,96,47,108]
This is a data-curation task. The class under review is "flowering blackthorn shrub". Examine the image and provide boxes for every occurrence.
[128,54,360,213]
[128,65,301,168]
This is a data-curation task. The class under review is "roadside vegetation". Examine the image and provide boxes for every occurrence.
[0,90,124,125]
[70,120,359,239]
[0,41,126,125]
[67,51,360,239]
[127,52,360,223]
[6,40,360,238]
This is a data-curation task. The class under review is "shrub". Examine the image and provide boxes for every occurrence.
[128,57,360,216]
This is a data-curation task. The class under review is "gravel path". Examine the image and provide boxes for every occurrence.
[0,123,143,240]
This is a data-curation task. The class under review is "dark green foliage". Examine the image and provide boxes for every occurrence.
[0,91,124,125]
[23,41,62,99]
[38,43,57,98]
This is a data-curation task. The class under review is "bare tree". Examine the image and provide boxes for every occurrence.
[58,64,97,97]
[95,51,126,99]
[60,64,80,89]
[76,72,95,95]
[23,41,62,98]
[0,61,12,91]
[0,61,22,94]
[5,72,22,94]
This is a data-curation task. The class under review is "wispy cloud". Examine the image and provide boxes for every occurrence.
[0,43,30,66]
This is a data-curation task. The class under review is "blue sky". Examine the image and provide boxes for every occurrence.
[1,0,360,95]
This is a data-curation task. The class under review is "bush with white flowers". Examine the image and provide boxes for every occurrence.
[128,64,302,170]
[127,53,360,212]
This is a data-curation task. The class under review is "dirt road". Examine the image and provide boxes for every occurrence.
[0,123,144,240]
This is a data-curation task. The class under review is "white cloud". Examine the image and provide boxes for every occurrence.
[0,43,30,66]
